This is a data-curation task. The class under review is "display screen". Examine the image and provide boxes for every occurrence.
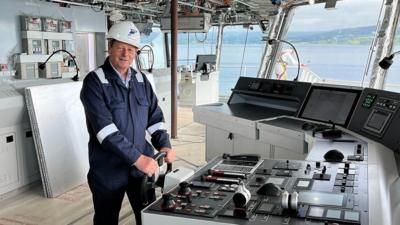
[308,206,324,217]
[364,109,391,133]
[344,211,360,221]
[326,209,341,219]
[299,86,361,127]
[362,94,376,108]
[298,192,344,207]
[195,54,216,72]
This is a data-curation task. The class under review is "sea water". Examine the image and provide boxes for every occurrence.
[178,43,400,96]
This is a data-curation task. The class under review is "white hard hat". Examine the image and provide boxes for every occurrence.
[107,21,141,48]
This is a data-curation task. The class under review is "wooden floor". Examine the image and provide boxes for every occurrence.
[0,107,205,225]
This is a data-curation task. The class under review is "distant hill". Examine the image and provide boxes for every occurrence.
[178,25,400,45]
[286,26,377,44]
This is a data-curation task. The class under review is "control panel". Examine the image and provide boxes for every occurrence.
[348,88,400,152]
[227,77,312,117]
[232,77,311,99]
[144,155,368,225]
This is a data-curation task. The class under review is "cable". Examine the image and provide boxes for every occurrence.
[239,26,250,76]
[195,32,207,42]
[379,50,400,69]
[210,26,215,54]
[39,49,79,81]
[268,39,300,81]
[136,44,154,73]
[187,33,190,66]
[361,0,385,87]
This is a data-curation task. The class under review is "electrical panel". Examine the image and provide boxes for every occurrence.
[15,63,39,79]
[62,40,75,54]
[18,15,75,80]
[46,39,62,54]
[42,17,59,32]
[348,88,400,152]
[59,20,72,32]
[20,16,42,31]
[38,62,62,79]
[22,39,45,55]
[160,13,211,33]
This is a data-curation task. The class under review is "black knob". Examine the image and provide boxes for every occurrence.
[255,176,265,183]
[306,164,311,170]
[178,181,192,196]
[161,194,176,212]
[322,166,327,174]
[316,161,321,168]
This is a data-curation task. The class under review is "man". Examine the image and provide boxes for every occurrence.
[80,21,175,225]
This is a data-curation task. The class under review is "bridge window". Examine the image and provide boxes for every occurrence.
[277,0,381,87]
[384,26,400,93]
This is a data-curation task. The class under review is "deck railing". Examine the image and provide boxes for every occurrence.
[177,62,400,100]
[299,66,400,92]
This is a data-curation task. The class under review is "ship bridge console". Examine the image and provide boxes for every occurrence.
[143,77,400,225]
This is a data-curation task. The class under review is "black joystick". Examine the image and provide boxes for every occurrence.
[161,194,176,212]
[178,181,192,196]
[255,176,266,183]
[257,183,282,196]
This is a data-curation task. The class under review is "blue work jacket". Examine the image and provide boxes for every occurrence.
[80,58,171,184]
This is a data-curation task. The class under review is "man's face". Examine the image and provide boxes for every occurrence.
[108,40,138,73]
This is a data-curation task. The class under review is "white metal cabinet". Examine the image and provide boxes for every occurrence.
[205,126,233,161]
[205,126,270,161]
[257,118,308,160]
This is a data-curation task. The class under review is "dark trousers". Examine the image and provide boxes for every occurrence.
[88,174,156,225]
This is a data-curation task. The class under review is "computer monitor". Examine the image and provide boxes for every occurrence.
[195,54,216,72]
[298,86,361,127]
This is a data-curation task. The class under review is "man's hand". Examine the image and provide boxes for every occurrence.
[160,147,176,163]
[134,155,158,177]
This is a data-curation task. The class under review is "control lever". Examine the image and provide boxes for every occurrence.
[202,175,240,184]
[208,169,247,179]
[178,181,192,203]
[232,181,251,208]
[178,181,192,196]
[322,121,342,139]
[222,153,260,162]
[161,193,176,212]
[141,152,173,206]
[281,191,298,211]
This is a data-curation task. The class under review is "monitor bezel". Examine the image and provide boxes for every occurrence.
[298,85,362,128]
[194,54,216,72]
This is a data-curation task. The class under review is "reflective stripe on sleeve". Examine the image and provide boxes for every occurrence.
[94,68,109,84]
[96,123,118,144]
[147,122,165,135]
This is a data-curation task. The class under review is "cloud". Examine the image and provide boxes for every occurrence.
[290,0,382,32]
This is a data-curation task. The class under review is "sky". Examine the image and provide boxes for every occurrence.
[221,0,384,33]
[289,0,383,32]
